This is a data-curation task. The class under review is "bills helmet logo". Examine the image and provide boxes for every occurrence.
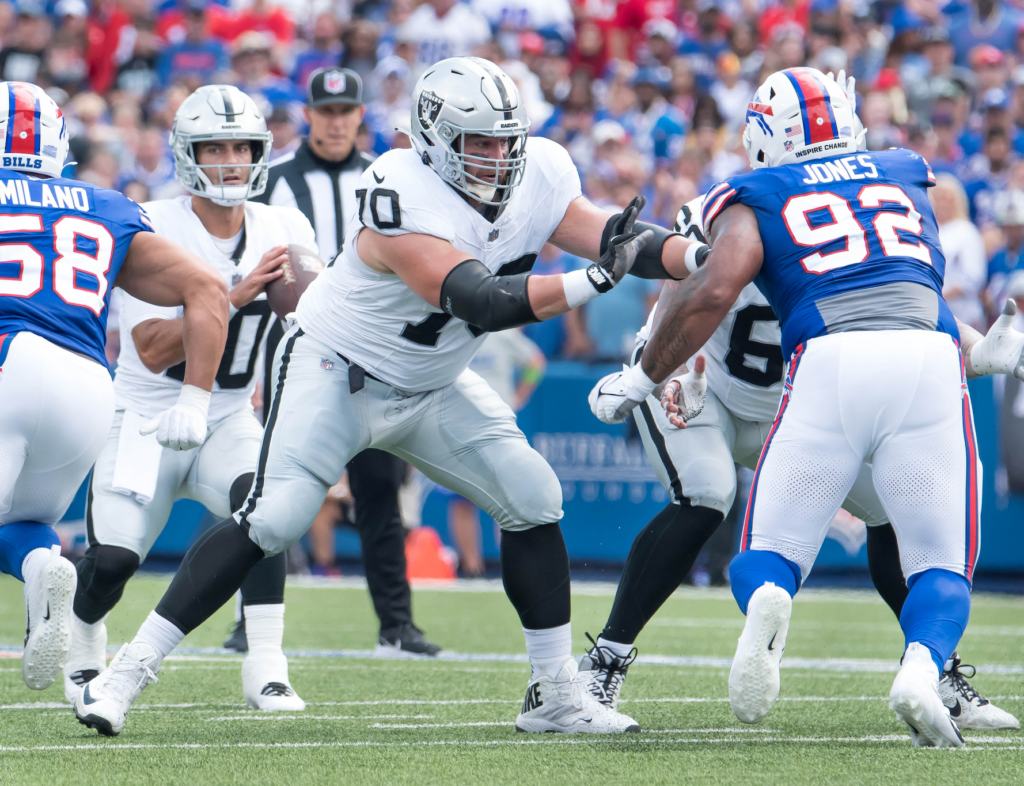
[324,71,346,94]
[746,101,775,137]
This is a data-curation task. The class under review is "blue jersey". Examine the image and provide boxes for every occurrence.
[0,169,153,367]
[702,148,956,358]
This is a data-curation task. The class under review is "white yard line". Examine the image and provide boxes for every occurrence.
[205,714,434,722]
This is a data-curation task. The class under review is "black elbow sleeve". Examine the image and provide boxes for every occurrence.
[439,259,539,333]
[600,216,684,280]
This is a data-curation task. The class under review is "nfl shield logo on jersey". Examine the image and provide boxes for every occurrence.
[324,71,346,94]
[488,229,500,242]
[321,358,334,370]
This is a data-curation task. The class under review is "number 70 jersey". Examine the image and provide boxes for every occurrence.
[702,148,956,359]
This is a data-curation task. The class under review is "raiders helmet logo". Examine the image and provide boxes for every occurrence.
[418,90,444,127]
[324,72,347,94]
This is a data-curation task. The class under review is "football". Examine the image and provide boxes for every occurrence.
[265,244,326,320]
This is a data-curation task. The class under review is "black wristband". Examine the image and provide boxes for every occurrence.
[601,214,684,280]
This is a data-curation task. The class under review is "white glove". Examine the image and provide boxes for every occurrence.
[141,384,211,450]
[969,300,1024,380]
[588,363,657,425]
[660,356,707,429]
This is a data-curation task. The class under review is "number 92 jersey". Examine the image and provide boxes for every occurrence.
[0,170,153,366]
[296,137,583,393]
[702,148,957,358]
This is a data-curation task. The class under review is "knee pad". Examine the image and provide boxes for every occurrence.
[230,473,255,514]
[74,544,141,624]
[496,463,563,532]
[678,456,737,517]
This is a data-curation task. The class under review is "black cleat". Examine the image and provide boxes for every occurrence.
[375,623,442,658]
[223,619,248,653]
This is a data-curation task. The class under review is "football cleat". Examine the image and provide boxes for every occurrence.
[890,642,965,748]
[939,653,1020,730]
[23,545,77,691]
[729,583,791,724]
[73,641,160,737]
[577,633,636,710]
[515,657,641,734]
[63,616,108,704]
[375,623,442,658]
[242,645,306,711]
[223,618,248,653]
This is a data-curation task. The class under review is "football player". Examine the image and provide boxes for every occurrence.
[0,82,229,692]
[591,67,1024,746]
[71,57,710,737]
[579,194,1020,732]
[65,86,312,710]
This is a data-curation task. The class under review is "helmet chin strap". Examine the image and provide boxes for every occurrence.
[466,181,497,202]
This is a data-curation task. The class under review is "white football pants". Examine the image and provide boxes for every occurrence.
[741,330,980,583]
[0,332,114,527]
[236,325,563,555]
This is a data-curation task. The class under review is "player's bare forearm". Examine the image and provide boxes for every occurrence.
[526,274,571,319]
[133,318,186,374]
[119,231,229,391]
[640,204,763,383]
[550,196,696,279]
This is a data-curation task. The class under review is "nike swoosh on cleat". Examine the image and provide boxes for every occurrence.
[947,699,962,717]
[81,685,99,706]
[580,718,593,724]
[43,603,50,622]
[373,172,385,183]
[768,633,777,651]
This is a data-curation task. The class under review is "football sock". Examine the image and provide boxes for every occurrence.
[595,637,635,659]
[899,568,971,674]
[600,502,723,644]
[239,552,287,606]
[523,622,572,679]
[134,611,185,663]
[72,612,106,654]
[0,521,59,581]
[154,517,265,635]
[20,545,58,589]
[244,604,285,650]
[866,522,909,618]
[500,523,571,630]
[73,544,141,624]
[729,549,801,615]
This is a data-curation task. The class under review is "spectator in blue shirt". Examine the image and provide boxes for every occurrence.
[678,0,729,94]
[292,14,343,92]
[948,0,1023,66]
[623,66,686,169]
[961,88,1016,158]
[157,0,229,88]
[232,31,304,114]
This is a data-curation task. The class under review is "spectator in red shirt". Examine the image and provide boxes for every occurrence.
[156,0,235,46]
[232,0,296,46]
[612,0,677,61]
[760,0,808,45]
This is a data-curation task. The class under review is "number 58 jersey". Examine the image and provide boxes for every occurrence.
[0,169,153,366]
[702,148,957,358]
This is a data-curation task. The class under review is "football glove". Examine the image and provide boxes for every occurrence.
[969,300,1024,380]
[660,356,707,429]
[589,362,657,424]
[141,384,211,451]
[587,197,654,293]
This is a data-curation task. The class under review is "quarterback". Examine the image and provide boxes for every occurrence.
[71,56,708,737]
[591,66,1024,747]
[67,86,311,712]
[0,81,229,692]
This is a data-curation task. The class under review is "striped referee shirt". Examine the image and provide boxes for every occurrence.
[254,140,372,263]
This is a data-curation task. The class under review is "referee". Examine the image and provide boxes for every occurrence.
[238,68,441,657]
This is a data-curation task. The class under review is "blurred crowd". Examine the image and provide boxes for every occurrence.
[6,0,1024,361]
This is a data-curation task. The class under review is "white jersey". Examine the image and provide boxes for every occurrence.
[114,196,316,423]
[297,137,582,393]
[397,3,492,67]
[637,283,784,423]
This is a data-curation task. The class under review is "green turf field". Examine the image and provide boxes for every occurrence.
[0,575,1022,785]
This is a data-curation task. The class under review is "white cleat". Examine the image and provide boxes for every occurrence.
[577,633,636,711]
[23,546,77,691]
[63,616,108,704]
[890,642,965,748]
[729,583,791,724]
[242,645,306,711]
[515,657,641,734]
[73,641,160,737]
[939,653,1020,731]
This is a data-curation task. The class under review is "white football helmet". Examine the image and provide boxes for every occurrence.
[0,81,69,179]
[170,85,272,206]
[743,67,858,170]
[410,57,530,215]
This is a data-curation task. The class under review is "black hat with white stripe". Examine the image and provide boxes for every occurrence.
[307,68,364,108]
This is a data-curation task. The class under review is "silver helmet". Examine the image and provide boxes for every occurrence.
[410,57,530,213]
[170,85,272,206]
